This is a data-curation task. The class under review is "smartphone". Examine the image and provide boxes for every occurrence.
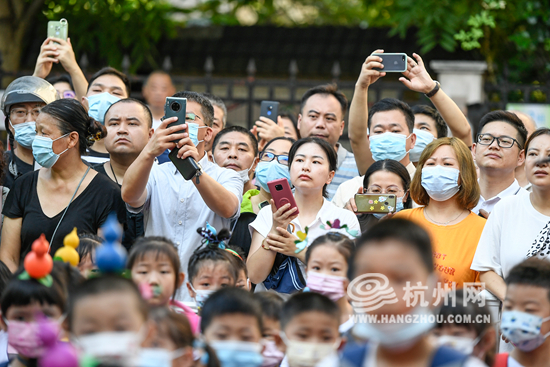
[47,19,68,42]
[372,53,407,72]
[267,178,299,216]
[355,194,397,214]
[260,101,279,123]
[164,97,187,143]
[168,148,201,181]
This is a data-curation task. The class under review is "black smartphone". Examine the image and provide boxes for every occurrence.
[373,53,407,72]
[164,97,187,143]
[169,148,201,181]
[260,101,279,123]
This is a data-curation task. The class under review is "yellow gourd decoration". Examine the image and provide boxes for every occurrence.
[54,228,80,266]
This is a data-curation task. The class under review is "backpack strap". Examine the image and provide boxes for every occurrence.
[341,344,370,367]
[431,346,469,367]
[493,353,509,367]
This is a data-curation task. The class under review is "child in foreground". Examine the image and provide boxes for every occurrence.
[255,292,285,367]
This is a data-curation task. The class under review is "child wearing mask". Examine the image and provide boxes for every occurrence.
[186,246,238,313]
[432,289,496,366]
[68,275,150,365]
[128,236,200,334]
[496,258,550,367]
[304,233,355,334]
[280,292,343,367]
[341,219,487,367]
[255,292,285,367]
[201,287,264,367]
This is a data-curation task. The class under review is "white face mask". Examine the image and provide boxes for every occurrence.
[189,283,214,310]
[436,335,480,355]
[281,332,340,367]
[73,331,142,363]
[138,348,184,367]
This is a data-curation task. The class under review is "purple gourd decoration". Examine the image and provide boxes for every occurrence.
[95,214,127,273]
[37,315,78,367]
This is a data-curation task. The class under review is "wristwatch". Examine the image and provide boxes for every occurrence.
[194,163,204,184]
[425,81,440,98]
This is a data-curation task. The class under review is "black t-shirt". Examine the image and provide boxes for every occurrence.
[87,148,110,159]
[3,150,34,189]
[2,170,127,258]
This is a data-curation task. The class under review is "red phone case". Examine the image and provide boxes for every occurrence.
[267,178,299,216]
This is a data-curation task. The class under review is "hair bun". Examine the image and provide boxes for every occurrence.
[85,117,107,146]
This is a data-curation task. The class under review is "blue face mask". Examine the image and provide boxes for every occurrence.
[10,121,36,149]
[87,92,121,124]
[369,132,410,162]
[373,196,405,219]
[210,341,263,367]
[32,134,70,168]
[409,129,435,162]
[187,122,207,147]
[255,160,291,193]
[421,166,460,202]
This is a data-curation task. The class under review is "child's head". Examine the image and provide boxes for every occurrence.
[186,246,238,308]
[502,258,550,352]
[305,232,354,302]
[69,275,148,336]
[226,245,249,290]
[77,233,102,277]
[255,292,284,341]
[143,307,194,367]
[432,289,496,364]
[128,236,184,307]
[201,287,263,343]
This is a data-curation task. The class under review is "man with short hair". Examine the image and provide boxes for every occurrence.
[472,111,527,216]
[509,110,538,189]
[121,91,242,302]
[202,92,227,154]
[296,84,358,200]
[142,70,176,130]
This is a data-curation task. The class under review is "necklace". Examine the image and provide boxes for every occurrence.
[109,161,119,185]
[424,208,465,226]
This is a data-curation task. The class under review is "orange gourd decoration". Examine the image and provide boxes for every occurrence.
[54,228,80,266]
[24,234,53,279]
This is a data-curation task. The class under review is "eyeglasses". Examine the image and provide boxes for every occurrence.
[260,152,289,166]
[10,108,41,120]
[477,133,521,149]
[365,185,404,195]
[185,113,202,122]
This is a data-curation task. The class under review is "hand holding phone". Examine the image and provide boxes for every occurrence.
[259,101,279,140]
[372,53,407,72]
[164,97,187,143]
[268,178,299,216]
[47,19,68,42]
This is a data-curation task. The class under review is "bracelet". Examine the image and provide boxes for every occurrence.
[194,164,204,184]
[425,81,440,98]
[261,239,270,250]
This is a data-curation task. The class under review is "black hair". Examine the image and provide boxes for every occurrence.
[57,261,86,296]
[305,232,354,268]
[478,110,528,149]
[127,236,182,299]
[0,261,13,298]
[280,292,340,329]
[173,91,214,128]
[288,137,337,198]
[149,306,194,348]
[212,125,259,157]
[368,98,415,133]
[525,127,550,153]
[40,99,106,155]
[104,98,153,128]
[202,93,227,126]
[225,245,248,279]
[262,136,296,154]
[200,287,263,333]
[300,84,348,117]
[506,258,550,301]
[1,262,68,316]
[350,218,433,278]
[254,292,284,321]
[187,246,238,285]
[88,67,130,97]
[68,275,148,330]
[363,159,412,209]
[436,288,494,335]
[411,105,447,138]
[47,74,74,92]
[77,233,102,266]
[280,112,300,139]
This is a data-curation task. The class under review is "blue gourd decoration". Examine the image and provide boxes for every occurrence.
[95,214,127,273]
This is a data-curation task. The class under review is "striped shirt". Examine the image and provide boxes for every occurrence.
[327,144,359,200]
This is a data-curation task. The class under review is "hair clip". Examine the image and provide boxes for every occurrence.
[95,214,127,274]
[197,222,226,249]
[53,227,80,266]
[320,219,359,238]
[19,234,54,287]
[224,248,243,261]
[294,227,309,254]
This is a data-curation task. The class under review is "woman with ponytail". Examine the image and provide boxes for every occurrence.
[0,99,127,272]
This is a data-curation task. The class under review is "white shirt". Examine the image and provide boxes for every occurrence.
[508,356,524,367]
[152,117,162,130]
[471,191,550,279]
[249,199,360,292]
[128,152,243,302]
[331,162,416,208]
[472,179,525,214]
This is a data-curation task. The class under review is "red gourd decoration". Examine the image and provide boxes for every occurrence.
[24,234,53,279]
